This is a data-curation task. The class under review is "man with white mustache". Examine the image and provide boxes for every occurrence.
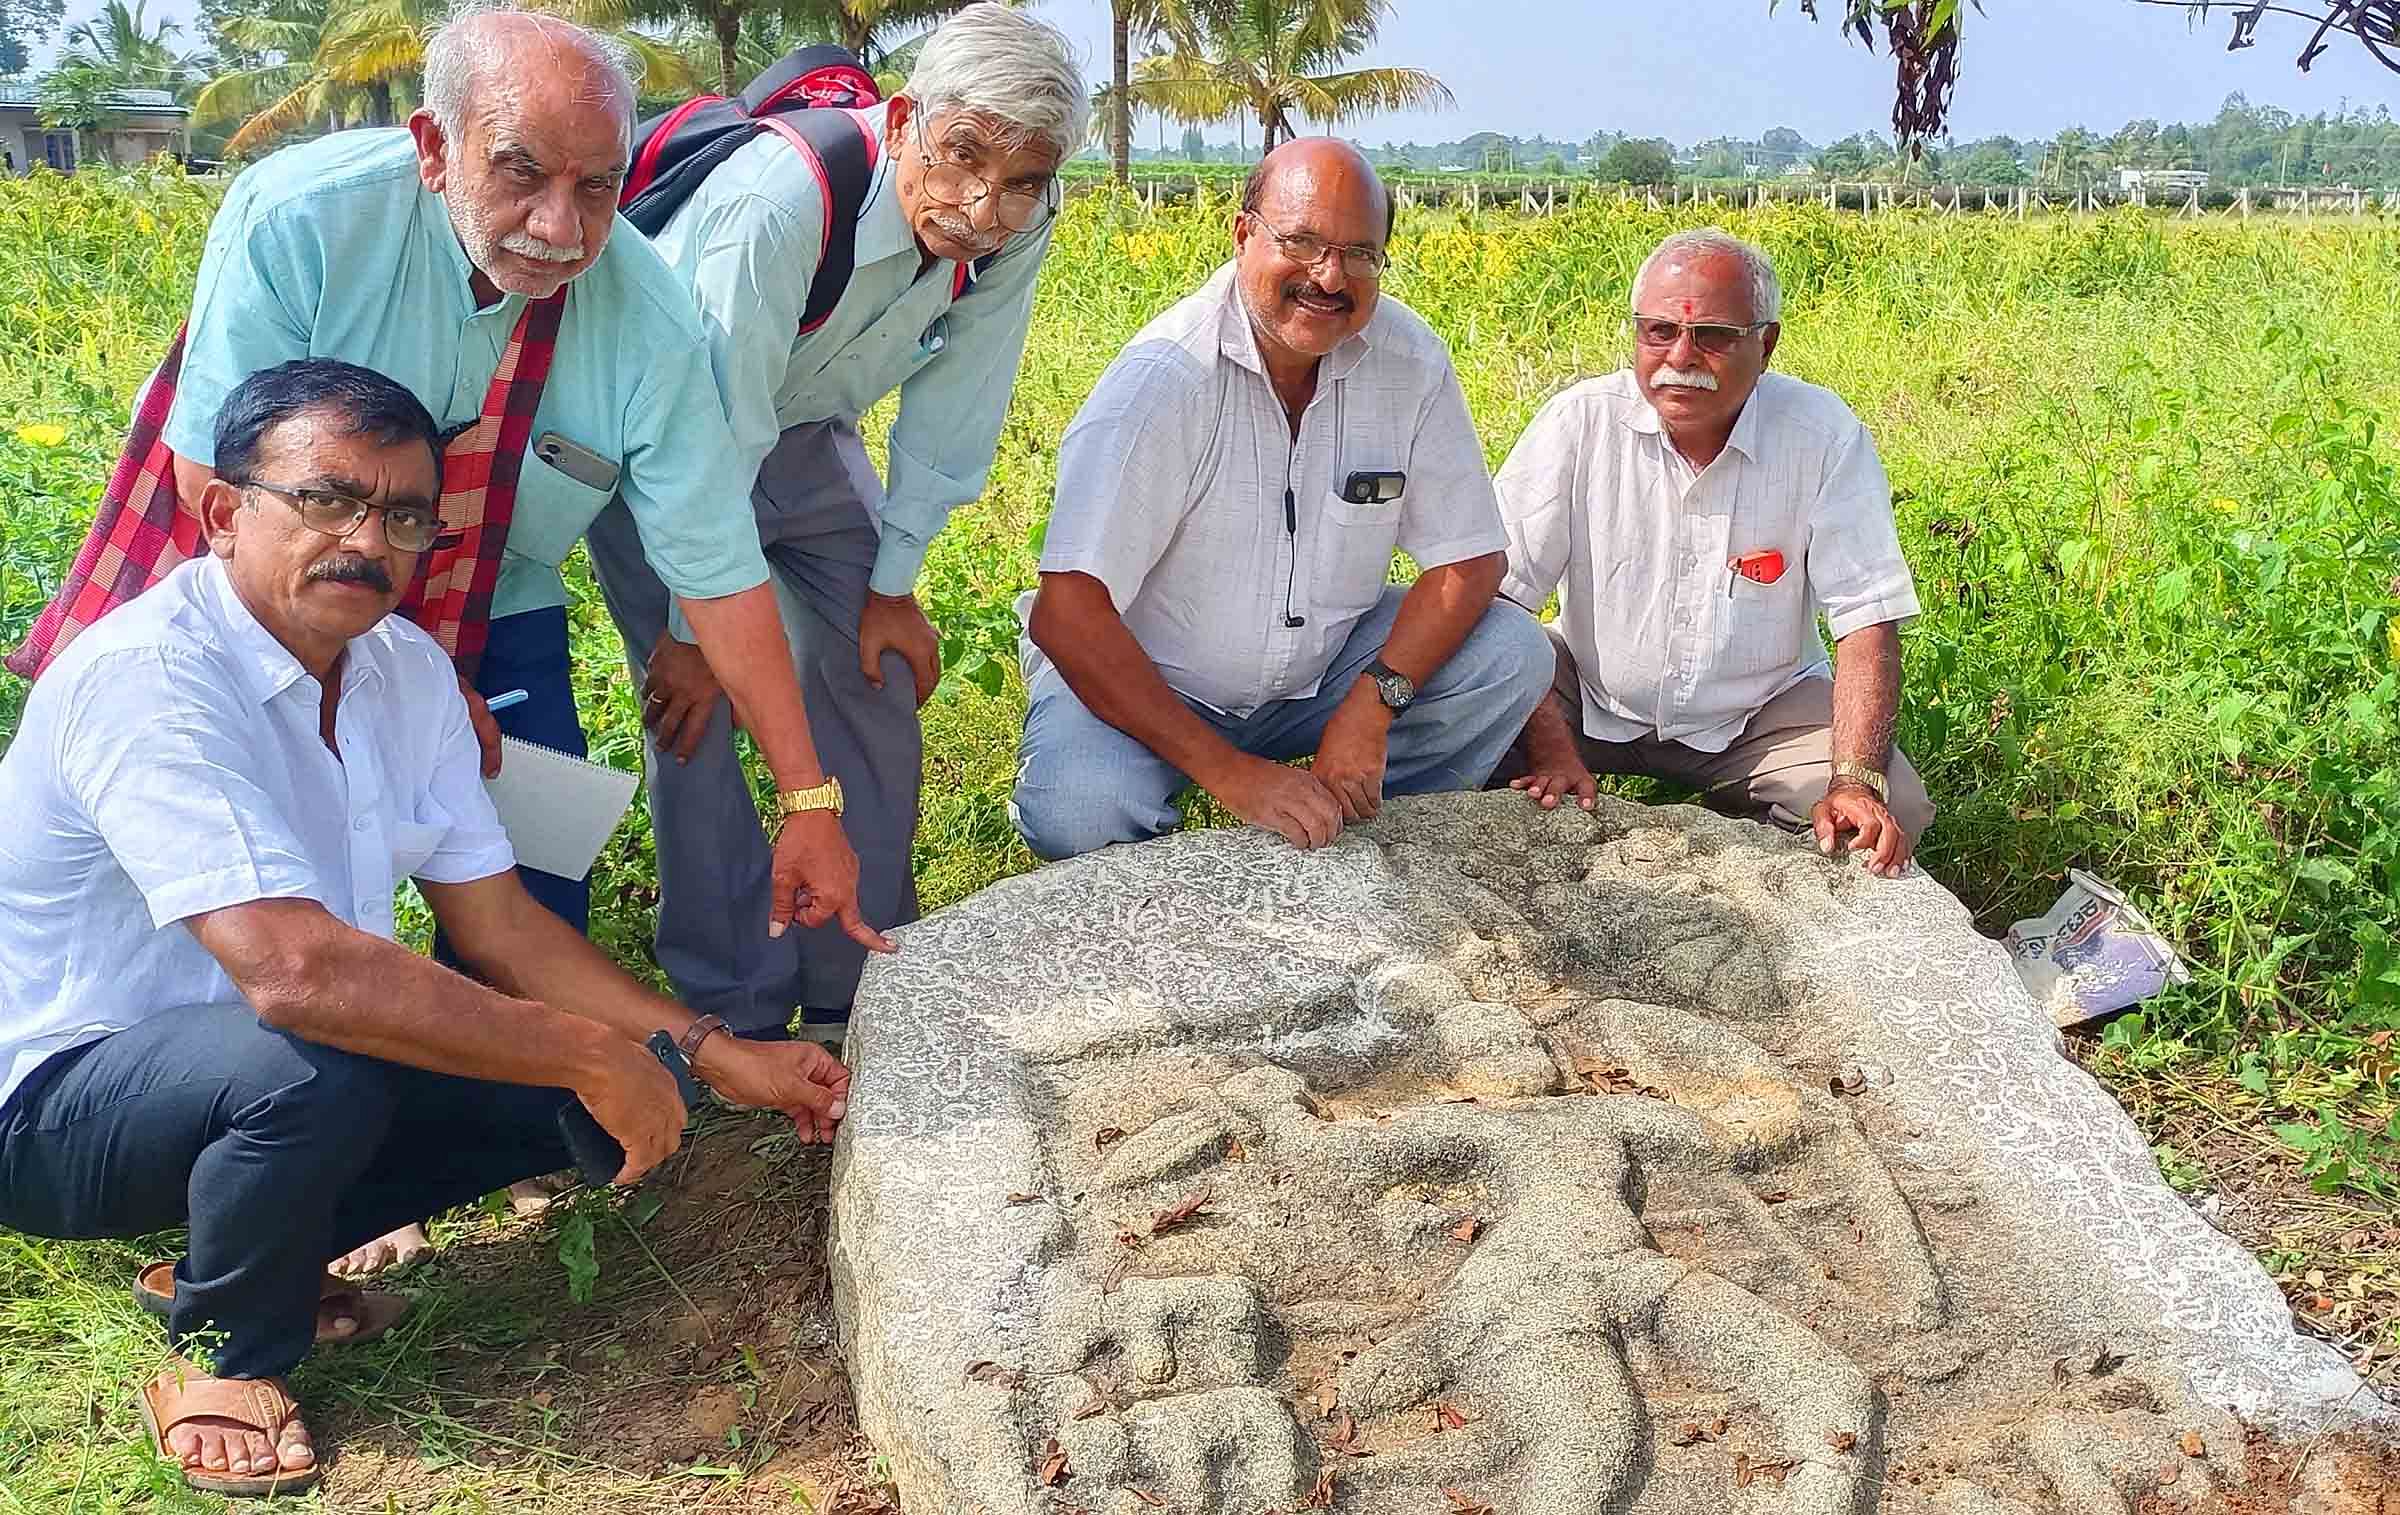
[138,6,890,1273]
[585,4,1086,1042]
[1492,228,1933,877]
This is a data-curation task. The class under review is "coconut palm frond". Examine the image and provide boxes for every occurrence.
[192,61,308,124]
[1288,64,1450,124]
[224,76,334,153]
[612,29,698,96]
[1124,64,1249,127]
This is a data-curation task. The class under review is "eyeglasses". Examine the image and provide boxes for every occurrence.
[1241,212,1389,282]
[236,479,447,553]
[914,130,1054,233]
[1629,315,1773,355]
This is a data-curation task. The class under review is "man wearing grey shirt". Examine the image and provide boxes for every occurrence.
[585,5,1086,1038]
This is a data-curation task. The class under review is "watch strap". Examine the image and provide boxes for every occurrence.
[676,1013,729,1063]
[1829,760,1889,801]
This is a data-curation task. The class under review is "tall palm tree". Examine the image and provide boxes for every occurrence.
[1125,0,1449,155]
[55,0,206,90]
[200,0,694,156]
[1099,0,1176,185]
[192,0,352,147]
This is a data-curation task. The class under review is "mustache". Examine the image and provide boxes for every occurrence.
[1282,281,1353,312]
[499,229,585,263]
[924,211,1000,253]
[1652,366,1720,392]
[308,556,395,593]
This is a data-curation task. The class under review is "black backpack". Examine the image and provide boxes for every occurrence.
[619,44,887,334]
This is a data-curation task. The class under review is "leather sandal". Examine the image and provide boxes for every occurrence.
[133,1260,410,1347]
[138,1357,322,1498]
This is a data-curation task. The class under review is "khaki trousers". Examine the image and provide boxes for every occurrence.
[1491,627,1936,840]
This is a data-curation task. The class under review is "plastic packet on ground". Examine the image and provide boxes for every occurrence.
[2004,869,2192,1029]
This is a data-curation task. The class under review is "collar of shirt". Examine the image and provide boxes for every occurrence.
[194,555,387,709]
[1209,261,1377,388]
[853,103,919,269]
[1622,372,1769,466]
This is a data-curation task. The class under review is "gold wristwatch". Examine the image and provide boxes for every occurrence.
[771,776,844,825]
[1828,760,1889,801]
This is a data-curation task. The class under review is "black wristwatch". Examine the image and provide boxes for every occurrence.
[1364,658,1417,713]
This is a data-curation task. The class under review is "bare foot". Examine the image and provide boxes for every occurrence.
[329,1222,432,1279]
[164,1401,314,1482]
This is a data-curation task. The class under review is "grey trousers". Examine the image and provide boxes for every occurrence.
[1491,625,1936,840]
[586,419,921,1030]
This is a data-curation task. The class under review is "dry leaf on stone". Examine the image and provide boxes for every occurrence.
[1071,1398,1108,1421]
[1127,1489,1166,1508]
[1114,1226,1143,1250]
[1312,1380,1339,1417]
[1433,1401,1473,1432]
[966,1361,1025,1389]
[2179,1430,2206,1458]
[1439,1489,1495,1515]
[1669,1421,1704,1447]
[1327,1410,1371,1457]
[1759,1189,1792,1205]
[1826,1430,1857,1453]
[1302,1466,1336,1509]
[1094,1127,1126,1151]
[1004,1192,1039,1207]
[1224,1136,1248,1162]
[1037,1437,1070,1487]
[1151,1187,1213,1236]
[1449,1217,1481,1244]
[1708,1415,1729,1439]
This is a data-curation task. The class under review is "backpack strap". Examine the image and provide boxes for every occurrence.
[755,109,879,335]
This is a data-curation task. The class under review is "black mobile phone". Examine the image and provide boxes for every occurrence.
[533,431,623,494]
[1342,470,1406,505]
[556,1031,703,1187]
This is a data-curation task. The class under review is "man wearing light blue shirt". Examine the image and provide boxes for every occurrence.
[584,3,1087,1037]
[157,9,891,970]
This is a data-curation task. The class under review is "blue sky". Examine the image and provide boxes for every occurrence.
[34,0,2400,146]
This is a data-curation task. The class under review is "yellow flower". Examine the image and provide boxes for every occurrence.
[2388,617,2400,667]
[15,423,67,447]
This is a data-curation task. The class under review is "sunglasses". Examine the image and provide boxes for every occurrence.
[1629,315,1772,356]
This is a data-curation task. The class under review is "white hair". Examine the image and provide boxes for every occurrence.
[1632,227,1783,324]
[422,3,636,149]
[902,2,1090,164]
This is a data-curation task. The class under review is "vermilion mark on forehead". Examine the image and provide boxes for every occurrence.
[1676,298,1700,318]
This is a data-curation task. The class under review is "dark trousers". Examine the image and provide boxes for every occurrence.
[434,606,589,967]
[0,1004,572,1379]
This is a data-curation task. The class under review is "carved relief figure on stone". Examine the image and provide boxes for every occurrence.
[1489,228,1933,880]
[1009,137,1555,863]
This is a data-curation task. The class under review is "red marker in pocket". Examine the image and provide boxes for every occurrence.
[1725,548,1787,596]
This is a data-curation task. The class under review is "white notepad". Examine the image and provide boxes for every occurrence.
[482,735,640,881]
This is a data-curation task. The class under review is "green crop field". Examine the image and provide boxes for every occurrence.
[2,164,2396,1510]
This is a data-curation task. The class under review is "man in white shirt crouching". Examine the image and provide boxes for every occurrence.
[1493,228,1934,877]
[0,360,849,1498]
[1013,138,1550,861]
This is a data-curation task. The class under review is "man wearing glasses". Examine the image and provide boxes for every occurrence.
[0,361,850,1497]
[1493,228,1932,878]
[586,3,1086,1041]
[1012,137,1550,861]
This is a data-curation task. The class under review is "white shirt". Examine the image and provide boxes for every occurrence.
[0,557,516,1112]
[1497,370,1920,752]
[1035,262,1507,717]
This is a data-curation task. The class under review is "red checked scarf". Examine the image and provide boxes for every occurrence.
[5,290,568,682]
